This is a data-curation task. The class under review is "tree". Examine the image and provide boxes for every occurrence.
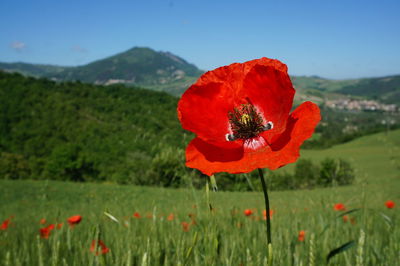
[319,158,355,186]
[294,159,320,189]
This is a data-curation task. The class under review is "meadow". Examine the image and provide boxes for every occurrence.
[0,130,399,265]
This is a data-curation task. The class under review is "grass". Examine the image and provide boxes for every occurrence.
[0,130,399,265]
[282,128,400,185]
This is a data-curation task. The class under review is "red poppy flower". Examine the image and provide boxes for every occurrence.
[133,212,141,219]
[177,57,321,176]
[90,240,110,255]
[243,209,253,216]
[263,209,274,220]
[57,223,63,229]
[39,218,46,225]
[40,224,55,239]
[385,200,395,209]
[342,215,349,223]
[67,215,82,227]
[181,221,190,232]
[298,230,306,242]
[333,203,346,211]
[1,218,11,230]
[167,213,174,221]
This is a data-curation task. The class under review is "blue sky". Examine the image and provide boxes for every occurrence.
[1,0,399,79]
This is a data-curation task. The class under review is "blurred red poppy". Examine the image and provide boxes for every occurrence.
[167,213,174,221]
[67,215,82,227]
[133,212,141,219]
[181,221,190,232]
[40,224,55,239]
[177,57,320,175]
[39,218,46,225]
[1,218,11,230]
[298,230,306,242]
[263,209,274,220]
[385,200,395,209]
[333,203,346,211]
[57,223,63,229]
[244,209,253,216]
[342,215,349,223]
[90,240,110,255]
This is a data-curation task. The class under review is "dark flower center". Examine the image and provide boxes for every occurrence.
[226,104,273,141]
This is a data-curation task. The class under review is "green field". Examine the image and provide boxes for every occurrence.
[0,130,399,265]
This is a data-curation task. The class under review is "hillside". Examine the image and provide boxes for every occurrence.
[291,76,358,92]
[0,62,68,76]
[0,47,203,95]
[1,71,399,188]
[0,71,189,185]
[292,75,400,106]
[283,128,400,186]
[337,75,400,104]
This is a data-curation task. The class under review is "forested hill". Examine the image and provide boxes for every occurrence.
[1,71,399,188]
[0,71,190,185]
[0,47,203,96]
[337,75,400,104]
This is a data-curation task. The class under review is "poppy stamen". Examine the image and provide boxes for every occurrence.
[227,104,272,141]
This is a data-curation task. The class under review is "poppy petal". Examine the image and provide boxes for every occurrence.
[268,101,321,154]
[185,136,270,175]
[186,137,245,175]
[242,63,295,139]
[178,62,249,143]
[256,101,321,170]
[178,81,236,143]
[185,101,320,175]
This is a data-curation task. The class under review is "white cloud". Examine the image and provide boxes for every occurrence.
[10,41,26,52]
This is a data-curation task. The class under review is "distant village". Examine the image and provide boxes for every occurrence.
[297,94,398,113]
[325,99,398,112]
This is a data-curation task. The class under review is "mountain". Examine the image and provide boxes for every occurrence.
[336,75,400,104]
[291,76,360,92]
[1,49,400,104]
[291,75,400,107]
[0,47,203,95]
[0,62,69,76]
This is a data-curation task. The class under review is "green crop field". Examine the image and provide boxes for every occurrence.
[0,130,399,265]
[282,128,400,186]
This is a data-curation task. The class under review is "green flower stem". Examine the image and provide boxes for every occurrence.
[258,168,273,263]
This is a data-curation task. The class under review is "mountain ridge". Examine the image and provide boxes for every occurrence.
[0,47,203,95]
[1,48,399,103]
